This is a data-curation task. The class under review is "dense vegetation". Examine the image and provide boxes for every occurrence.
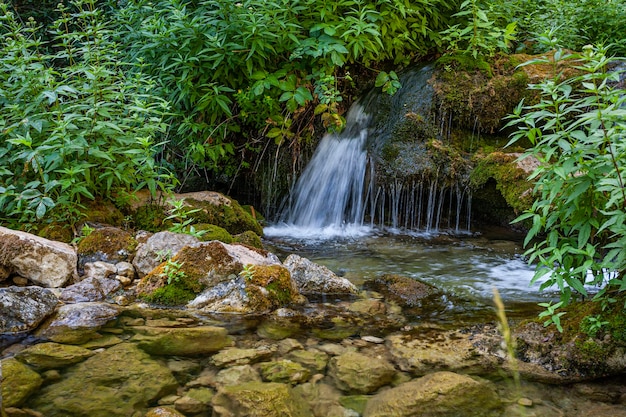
[2,0,626,324]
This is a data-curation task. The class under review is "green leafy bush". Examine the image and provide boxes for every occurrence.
[506,41,626,324]
[0,0,174,226]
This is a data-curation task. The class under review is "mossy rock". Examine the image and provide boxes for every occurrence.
[36,222,74,244]
[195,223,233,243]
[134,204,168,232]
[81,199,125,227]
[259,360,311,385]
[1,357,43,408]
[211,382,313,417]
[77,227,137,264]
[233,230,263,249]
[245,264,298,311]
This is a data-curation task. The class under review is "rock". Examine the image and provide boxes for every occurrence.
[35,302,119,344]
[15,342,95,370]
[215,365,262,386]
[82,261,117,280]
[28,343,178,417]
[167,358,203,384]
[0,226,77,287]
[0,286,58,334]
[294,382,354,417]
[12,276,29,286]
[76,227,137,269]
[211,382,313,417]
[328,351,396,394]
[1,357,43,408]
[287,349,329,373]
[132,231,200,278]
[364,274,440,308]
[363,371,502,417]
[347,299,386,315]
[115,261,135,279]
[174,388,214,414]
[145,407,186,417]
[3,407,45,417]
[59,276,122,303]
[131,326,232,356]
[211,346,276,368]
[259,360,311,385]
[283,254,358,296]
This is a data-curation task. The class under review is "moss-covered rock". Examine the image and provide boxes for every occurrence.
[1,357,43,408]
[259,360,311,385]
[211,382,313,417]
[36,222,74,244]
[233,230,263,249]
[328,351,396,394]
[195,223,234,243]
[131,326,232,356]
[15,342,95,370]
[77,227,137,265]
[81,198,125,227]
[245,264,299,312]
[134,204,168,232]
[364,274,441,309]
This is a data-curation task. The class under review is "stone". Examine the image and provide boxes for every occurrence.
[82,261,117,280]
[35,302,119,344]
[1,357,43,408]
[28,343,178,417]
[361,336,385,344]
[328,351,396,394]
[12,276,29,286]
[166,358,203,384]
[283,254,358,295]
[115,261,136,279]
[215,365,262,386]
[15,342,95,370]
[0,286,58,334]
[0,226,77,287]
[259,360,311,385]
[211,382,313,417]
[287,349,329,373]
[294,382,353,417]
[211,346,276,368]
[364,274,440,308]
[59,276,122,303]
[145,407,186,417]
[174,388,214,414]
[132,326,232,356]
[347,299,386,315]
[132,231,200,278]
[363,371,502,417]
[76,227,137,269]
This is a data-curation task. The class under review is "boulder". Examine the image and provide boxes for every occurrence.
[59,276,122,303]
[259,360,311,385]
[28,343,178,417]
[131,326,232,356]
[215,365,262,386]
[0,286,58,334]
[82,261,117,280]
[76,227,137,269]
[174,388,214,414]
[328,351,396,394]
[1,357,43,408]
[364,274,441,308]
[283,254,358,296]
[15,342,95,370]
[145,407,186,417]
[287,349,329,373]
[0,226,77,287]
[35,302,119,344]
[132,231,200,277]
[211,382,313,417]
[363,371,502,417]
[211,346,276,368]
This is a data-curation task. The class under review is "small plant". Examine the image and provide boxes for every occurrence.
[537,301,566,333]
[161,259,186,285]
[165,199,207,238]
[241,264,255,281]
[70,224,95,246]
[580,315,610,338]
[155,249,174,263]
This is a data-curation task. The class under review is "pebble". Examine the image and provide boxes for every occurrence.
[518,398,533,407]
[361,335,385,344]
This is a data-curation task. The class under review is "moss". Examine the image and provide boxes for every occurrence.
[233,231,263,249]
[182,197,263,236]
[245,265,295,311]
[76,227,137,262]
[134,204,168,232]
[142,285,196,306]
[195,223,233,243]
[37,223,73,243]
[81,199,125,227]
[436,53,493,76]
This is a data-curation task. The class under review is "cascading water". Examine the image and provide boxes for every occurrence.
[265,65,473,239]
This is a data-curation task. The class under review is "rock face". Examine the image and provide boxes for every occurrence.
[1,357,43,408]
[328,351,396,394]
[211,382,313,417]
[131,326,232,356]
[363,371,502,417]
[35,302,119,344]
[0,226,77,287]
[132,231,200,278]
[0,286,58,334]
[29,343,178,417]
[283,254,358,296]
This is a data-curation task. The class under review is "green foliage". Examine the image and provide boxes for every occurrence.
[165,199,207,238]
[241,264,255,281]
[506,40,626,324]
[0,0,174,226]
[161,259,186,285]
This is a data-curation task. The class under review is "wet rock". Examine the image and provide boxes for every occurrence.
[59,276,122,303]
[215,365,262,386]
[35,302,119,344]
[259,360,311,385]
[132,231,200,278]
[1,357,43,408]
[283,254,358,296]
[211,346,276,368]
[211,382,313,417]
[363,371,502,417]
[166,358,203,384]
[347,299,387,315]
[364,274,440,309]
[174,388,214,414]
[328,351,396,394]
[76,227,137,270]
[28,343,178,417]
[294,381,355,417]
[0,286,58,334]
[15,342,94,370]
[0,226,77,287]
[145,407,186,417]
[132,326,232,356]
[287,348,329,373]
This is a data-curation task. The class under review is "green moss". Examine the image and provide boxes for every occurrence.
[76,227,137,261]
[195,224,233,243]
[37,223,73,243]
[142,285,196,306]
[134,204,168,232]
[245,265,295,311]
[81,199,125,227]
[233,231,263,249]
[183,197,263,236]
[436,53,493,76]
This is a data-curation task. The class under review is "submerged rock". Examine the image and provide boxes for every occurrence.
[328,351,396,394]
[363,371,502,417]
[0,226,77,287]
[59,276,122,303]
[15,342,95,370]
[259,360,311,385]
[211,382,313,417]
[1,357,43,408]
[35,302,119,344]
[131,325,232,356]
[364,274,441,309]
[0,286,58,334]
[28,343,178,417]
[283,254,358,296]
[145,407,186,417]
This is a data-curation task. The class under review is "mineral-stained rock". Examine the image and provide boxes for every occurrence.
[363,371,502,417]
[211,382,313,417]
[1,357,43,408]
[132,231,200,278]
[328,351,396,394]
[283,254,358,296]
[28,343,178,417]
[0,286,58,334]
[15,342,95,370]
[35,302,119,344]
[0,226,77,287]
[131,325,232,356]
